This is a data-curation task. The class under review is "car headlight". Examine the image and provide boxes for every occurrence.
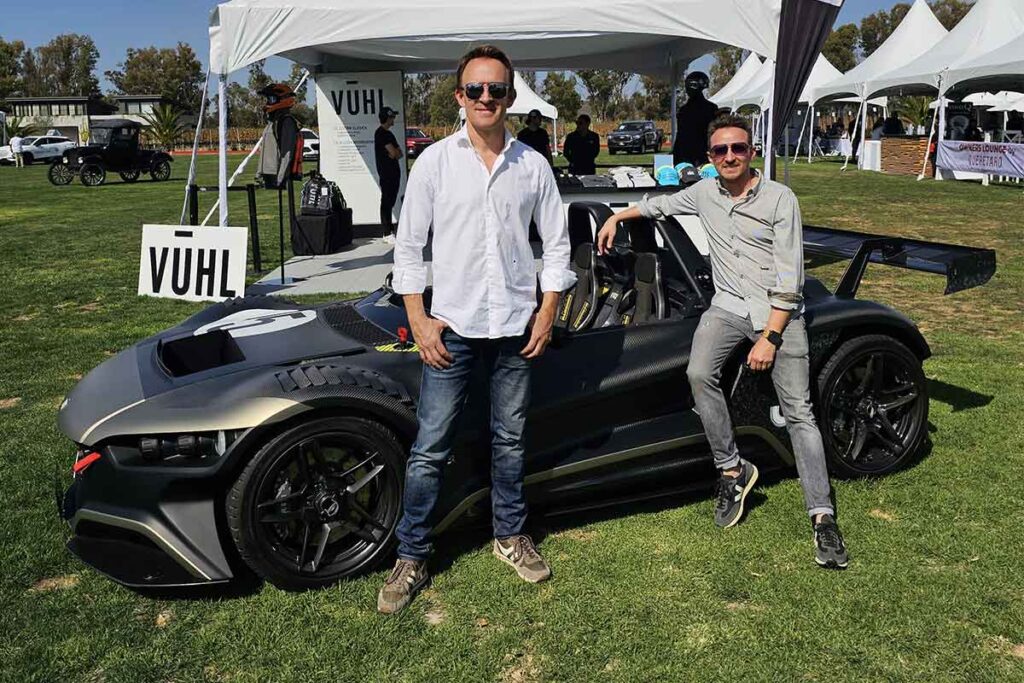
[77,158,84,164]
[62,157,68,163]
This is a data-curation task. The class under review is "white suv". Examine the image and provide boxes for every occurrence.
[300,128,319,161]
[0,135,77,164]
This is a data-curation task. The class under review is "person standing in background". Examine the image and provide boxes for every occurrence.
[563,114,600,175]
[375,106,403,243]
[10,135,24,168]
[517,109,553,165]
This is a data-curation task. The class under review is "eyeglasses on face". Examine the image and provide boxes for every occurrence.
[460,82,511,101]
[709,142,752,159]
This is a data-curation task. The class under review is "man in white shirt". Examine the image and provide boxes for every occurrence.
[10,135,24,168]
[378,45,575,614]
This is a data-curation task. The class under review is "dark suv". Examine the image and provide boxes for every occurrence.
[607,120,664,154]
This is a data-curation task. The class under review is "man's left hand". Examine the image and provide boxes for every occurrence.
[747,337,777,372]
[521,308,555,359]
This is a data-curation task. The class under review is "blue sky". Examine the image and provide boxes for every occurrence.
[3,0,903,89]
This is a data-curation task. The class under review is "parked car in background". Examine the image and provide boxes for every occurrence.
[47,120,173,187]
[0,135,76,165]
[405,128,435,158]
[301,128,319,161]
[607,121,664,154]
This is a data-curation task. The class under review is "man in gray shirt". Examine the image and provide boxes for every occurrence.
[596,113,848,569]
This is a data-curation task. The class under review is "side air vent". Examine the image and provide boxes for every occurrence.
[275,365,413,406]
[321,305,394,345]
[158,331,245,377]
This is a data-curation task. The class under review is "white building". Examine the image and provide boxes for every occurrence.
[5,94,167,143]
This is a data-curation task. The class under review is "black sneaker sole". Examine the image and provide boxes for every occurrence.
[717,462,760,529]
[814,554,849,570]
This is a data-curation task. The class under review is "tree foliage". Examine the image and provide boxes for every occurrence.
[633,76,671,120]
[2,115,37,139]
[0,37,25,108]
[710,47,744,93]
[428,75,460,127]
[929,0,974,31]
[20,34,99,97]
[575,70,631,121]
[823,23,859,72]
[542,71,582,122]
[858,3,911,57]
[895,95,933,127]
[404,73,445,125]
[105,43,205,113]
[519,71,538,91]
[141,103,187,150]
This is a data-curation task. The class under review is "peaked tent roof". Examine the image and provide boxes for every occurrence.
[459,72,557,120]
[945,34,1024,97]
[813,0,947,103]
[709,53,763,105]
[867,0,1024,98]
[730,54,879,110]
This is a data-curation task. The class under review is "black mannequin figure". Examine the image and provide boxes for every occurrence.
[672,71,719,166]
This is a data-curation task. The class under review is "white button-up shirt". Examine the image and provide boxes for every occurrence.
[392,126,575,339]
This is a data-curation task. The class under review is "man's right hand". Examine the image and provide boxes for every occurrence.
[596,216,619,255]
[411,315,452,369]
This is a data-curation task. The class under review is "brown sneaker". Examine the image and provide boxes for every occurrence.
[377,558,429,614]
[493,535,551,583]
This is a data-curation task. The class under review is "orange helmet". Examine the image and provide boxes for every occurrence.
[259,83,296,114]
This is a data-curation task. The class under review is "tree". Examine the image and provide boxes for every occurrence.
[428,75,460,127]
[542,71,582,122]
[141,103,187,150]
[823,23,859,72]
[224,81,263,127]
[858,3,911,58]
[575,70,631,121]
[895,95,933,128]
[288,62,309,100]
[405,73,445,125]
[105,43,205,113]
[2,115,36,139]
[710,47,743,93]
[20,34,100,96]
[635,76,671,120]
[0,37,25,108]
[519,70,538,91]
[930,0,974,31]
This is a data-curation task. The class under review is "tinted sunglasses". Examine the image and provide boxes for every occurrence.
[709,142,752,159]
[460,82,511,101]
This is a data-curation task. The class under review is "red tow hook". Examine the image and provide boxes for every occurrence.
[72,451,101,475]
[397,326,411,349]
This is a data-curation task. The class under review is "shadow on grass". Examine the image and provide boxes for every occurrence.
[927,378,993,412]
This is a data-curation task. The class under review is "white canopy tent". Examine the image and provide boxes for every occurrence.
[944,34,1024,97]
[963,91,1024,108]
[730,54,882,110]
[205,0,845,226]
[708,53,763,109]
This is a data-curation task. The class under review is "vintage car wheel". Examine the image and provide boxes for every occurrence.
[48,163,75,186]
[817,335,928,478]
[79,164,106,187]
[119,169,141,183]
[149,159,172,182]
[226,416,404,590]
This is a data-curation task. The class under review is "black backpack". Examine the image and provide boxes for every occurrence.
[300,171,346,216]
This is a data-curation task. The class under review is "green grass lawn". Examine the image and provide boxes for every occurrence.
[1,156,1023,682]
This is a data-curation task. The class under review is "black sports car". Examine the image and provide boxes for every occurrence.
[56,202,995,590]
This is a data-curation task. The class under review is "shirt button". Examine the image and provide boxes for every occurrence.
[732,249,739,257]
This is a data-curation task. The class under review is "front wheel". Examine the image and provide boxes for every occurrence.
[149,159,171,182]
[48,162,75,186]
[226,416,405,590]
[816,335,928,478]
[79,163,106,186]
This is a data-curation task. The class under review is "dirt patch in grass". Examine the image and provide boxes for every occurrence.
[0,397,21,409]
[552,528,598,542]
[155,610,174,628]
[501,649,541,683]
[29,574,79,592]
[869,509,897,522]
[12,313,38,322]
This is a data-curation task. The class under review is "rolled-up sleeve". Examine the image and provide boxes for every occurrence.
[534,167,576,292]
[391,160,433,294]
[637,185,700,220]
[768,190,804,310]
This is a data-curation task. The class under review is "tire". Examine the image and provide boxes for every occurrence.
[149,159,172,182]
[226,415,405,590]
[79,163,106,186]
[119,169,141,183]
[48,163,75,186]
[816,334,928,478]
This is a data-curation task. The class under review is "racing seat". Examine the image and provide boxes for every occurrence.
[631,252,666,323]
[555,242,601,331]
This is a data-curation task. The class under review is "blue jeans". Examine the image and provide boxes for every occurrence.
[396,329,531,561]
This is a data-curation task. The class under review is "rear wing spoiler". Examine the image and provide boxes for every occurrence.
[802,224,996,298]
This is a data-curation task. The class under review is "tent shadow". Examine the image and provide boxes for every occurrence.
[927,378,993,412]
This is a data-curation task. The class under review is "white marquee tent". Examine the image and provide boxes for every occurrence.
[708,53,763,110]
[944,34,1024,97]
[729,54,878,110]
[204,0,845,226]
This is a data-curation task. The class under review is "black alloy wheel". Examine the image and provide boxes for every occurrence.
[119,169,141,183]
[149,159,172,182]
[48,163,75,186]
[227,416,404,590]
[817,335,928,478]
[79,163,106,187]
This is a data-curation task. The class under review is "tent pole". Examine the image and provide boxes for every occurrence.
[218,73,229,227]
[807,104,814,163]
[935,82,947,181]
[792,109,807,161]
[764,108,774,181]
[180,68,212,225]
[670,60,678,150]
[1004,111,1009,142]
[917,94,940,181]
[857,98,868,170]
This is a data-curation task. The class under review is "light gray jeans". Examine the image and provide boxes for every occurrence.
[687,305,834,518]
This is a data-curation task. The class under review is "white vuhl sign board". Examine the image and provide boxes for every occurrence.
[138,225,248,302]
[315,71,406,225]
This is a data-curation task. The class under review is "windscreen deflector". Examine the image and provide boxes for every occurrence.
[802,225,997,298]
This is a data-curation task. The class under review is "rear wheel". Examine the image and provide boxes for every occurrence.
[226,416,405,590]
[149,159,171,182]
[48,163,74,186]
[817,335,928,478]
[79,163,106,186]
[119,169,141,183]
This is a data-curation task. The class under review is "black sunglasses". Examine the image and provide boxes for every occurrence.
[460,82,511,101]
[709,142,752,159]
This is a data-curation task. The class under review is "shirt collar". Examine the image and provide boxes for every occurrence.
[456,123,514,154]
[716,168,762,198]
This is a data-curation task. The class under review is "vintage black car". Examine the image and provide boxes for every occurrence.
[56,202,995,591]
[48,119,174,187]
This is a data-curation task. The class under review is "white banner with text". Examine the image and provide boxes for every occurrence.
[936,140,1024,178]
[138,225,248,302]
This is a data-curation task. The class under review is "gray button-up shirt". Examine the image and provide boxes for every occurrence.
[637,172,804,330]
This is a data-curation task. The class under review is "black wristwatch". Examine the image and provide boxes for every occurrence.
[762,328,784,348]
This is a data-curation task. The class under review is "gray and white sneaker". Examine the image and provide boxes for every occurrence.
[813,515,849,569]
[713,459,760,528]
[377,558,429,614]
[493,535,551,583]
